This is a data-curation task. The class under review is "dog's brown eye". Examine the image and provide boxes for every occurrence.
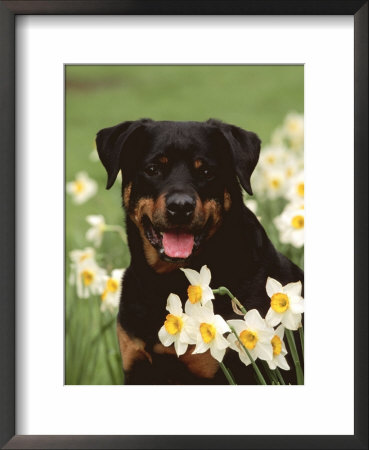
[144,164,161,177]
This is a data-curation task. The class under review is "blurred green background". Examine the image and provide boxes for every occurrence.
[65,65,304,385]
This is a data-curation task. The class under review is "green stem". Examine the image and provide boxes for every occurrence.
[299,325,304,357]
[229,325,267,385]
[275,368,286,385]
[285,329,304,385]
[212,287,247,315]
[105,225,127,243]
[219,362,237,385]
[261,360,279,384]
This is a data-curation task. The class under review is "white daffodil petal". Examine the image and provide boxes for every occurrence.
[276,354,290,370]
[201,285,215,304]
[282,309,301,331]
[267,359,277,370]
[275,324,285,340]
[166,293,183,316]
[265,308,282,327]
[258,329,275,343]
[180,268,201,286]
[174,339,188,357]
[210,344,226,363]
[184,300,203,317]
[289,298,304,314]
[86,228,98,242]
[203,301,215,313]
[86,215,104,226]
[214,333,230,350]
[180,324,197,345]
[291,232,304,248]
[266,277,283,297]
[238,349,252,366]
[244,309,266,330]
[226,334,238,351]
[158,327,175,347]
[280,228,294,244]
[193,339,209,355]
[256,342,273,361]
[284,281,302,296]
[227,319,247,335]
[214,315,231,335]
[199,265,212,287]
[195,304,215,323]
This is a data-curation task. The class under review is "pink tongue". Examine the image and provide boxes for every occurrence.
[162,232,194,258]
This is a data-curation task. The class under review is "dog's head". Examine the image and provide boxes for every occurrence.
[96,119,260,272]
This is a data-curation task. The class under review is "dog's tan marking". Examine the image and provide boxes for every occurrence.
[224,189,232,211]
[123,183,132,209]
[202,199,223,238]
[159,155,168,164]
[132,198,155,224]
[117,322,152,372]
[194,159,203,169]
[153,343,219,379]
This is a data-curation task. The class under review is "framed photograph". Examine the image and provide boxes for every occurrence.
[1,1,367,449]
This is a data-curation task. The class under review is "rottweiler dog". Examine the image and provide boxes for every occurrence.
[96,119,304,385]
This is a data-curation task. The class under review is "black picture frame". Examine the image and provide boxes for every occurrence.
[0,1,367,449]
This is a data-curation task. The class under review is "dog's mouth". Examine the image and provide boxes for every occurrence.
[142,215,209,262]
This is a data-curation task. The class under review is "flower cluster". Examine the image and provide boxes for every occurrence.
[66,171,98,204]
[67,169,128,313]
[69,245,125,313]
[158,266,304,383]
[249,112,304,249]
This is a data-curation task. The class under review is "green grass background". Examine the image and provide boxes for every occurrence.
[65,65,304,385]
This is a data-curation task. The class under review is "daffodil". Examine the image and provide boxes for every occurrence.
[86,215,107,247]
[100,268,125,313]
[185,301,230,362]
[158,294,196,356]
[69,247,96,266]
[265,277,304,330]
[227,309,274,366]
[261,167,287,199]
[285,170,304,203]
[267,325,290,370]
[66,171,97,204]
[274,204,304,248]
[69,247,95,287]
[284,153,303,180]
[180,265,214,306]
[259,145,288,169]
[69,248,106,298]
[282,112,304,151]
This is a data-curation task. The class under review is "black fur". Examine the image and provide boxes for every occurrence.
[96,119,304,385]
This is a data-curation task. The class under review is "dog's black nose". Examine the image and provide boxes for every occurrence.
[166,193,196,223]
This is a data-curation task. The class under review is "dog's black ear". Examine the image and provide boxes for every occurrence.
[207,119,261,195]
[96,120,148,189]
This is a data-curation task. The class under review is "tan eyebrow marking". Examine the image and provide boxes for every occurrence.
[194,159,203,169]
[159,155,168,164]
